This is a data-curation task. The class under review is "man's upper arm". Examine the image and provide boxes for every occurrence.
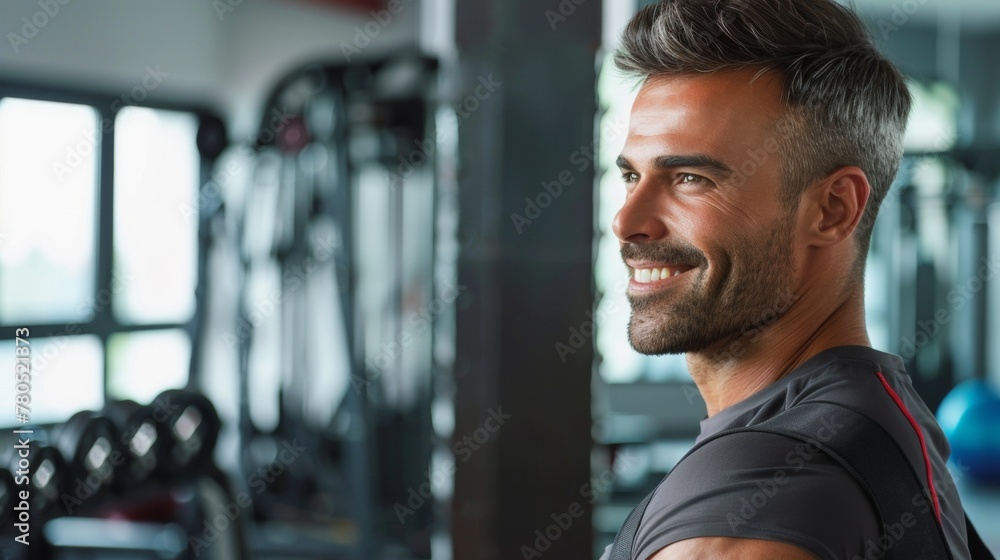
[648,536,819,560]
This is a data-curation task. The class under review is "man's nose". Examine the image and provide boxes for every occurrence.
[612,186,667,244]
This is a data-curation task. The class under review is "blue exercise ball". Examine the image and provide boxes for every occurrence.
[937,380,1000,482]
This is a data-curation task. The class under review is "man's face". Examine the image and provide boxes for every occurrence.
[614,71,800,356]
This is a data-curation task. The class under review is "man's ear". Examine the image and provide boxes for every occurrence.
[799,166,870,247]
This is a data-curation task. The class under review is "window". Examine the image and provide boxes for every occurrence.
[594,50,691,384]
[0,89,203,426]
[865,79,960,356]
[114,107,199,325]
[0,98,98,324]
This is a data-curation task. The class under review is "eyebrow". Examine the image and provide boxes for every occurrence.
[616,154,735,179]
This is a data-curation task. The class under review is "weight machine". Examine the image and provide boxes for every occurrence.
[876,145,1000,482]
[0,53,448,560]
[871,146,1000,407]
[215,54,446,560]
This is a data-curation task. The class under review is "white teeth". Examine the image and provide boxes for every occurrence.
[634,267,681,283]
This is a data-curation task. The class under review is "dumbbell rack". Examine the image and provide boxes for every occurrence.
[0,389,243,559]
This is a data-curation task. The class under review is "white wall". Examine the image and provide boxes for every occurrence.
[0,0,421,136]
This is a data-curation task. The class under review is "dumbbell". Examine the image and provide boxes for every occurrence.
[154,389,221,476]
[51,410,124,510]
[0,442,67,519]
[103,399,170,488]
[0,468,14,529]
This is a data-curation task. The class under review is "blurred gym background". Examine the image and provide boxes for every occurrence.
[0,0,997,558]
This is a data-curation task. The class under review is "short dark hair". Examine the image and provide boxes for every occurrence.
[614,0,912,273]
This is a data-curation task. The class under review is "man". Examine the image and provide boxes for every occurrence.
[602,0,972,559]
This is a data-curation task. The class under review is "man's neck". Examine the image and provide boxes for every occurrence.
[686,290,870,417]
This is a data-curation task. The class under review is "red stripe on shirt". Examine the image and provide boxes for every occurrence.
[874,370,942,523]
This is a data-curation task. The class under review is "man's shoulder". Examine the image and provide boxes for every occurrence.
[782,352,891,407]
[702,352,896,441]
[767,352,941,476]
[745,350,918,438]
[667,429,841,486]
[633,430,880,560]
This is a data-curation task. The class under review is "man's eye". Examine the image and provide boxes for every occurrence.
[680,173,705,184]
[621,172,639,183]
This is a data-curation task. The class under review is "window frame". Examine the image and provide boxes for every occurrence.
[0,78,221,405]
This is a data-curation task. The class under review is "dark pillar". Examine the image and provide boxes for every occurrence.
[452,1,601,559]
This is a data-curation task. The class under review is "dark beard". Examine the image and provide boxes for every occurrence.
[625,214,798,356]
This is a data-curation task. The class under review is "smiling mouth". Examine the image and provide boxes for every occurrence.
[630,265,695,284]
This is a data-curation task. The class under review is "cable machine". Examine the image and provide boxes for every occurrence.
[227,54,444,560]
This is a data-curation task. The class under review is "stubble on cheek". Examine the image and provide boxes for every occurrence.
[625,263,728,354]
[624,214,797,356]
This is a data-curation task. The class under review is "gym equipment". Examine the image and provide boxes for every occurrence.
[2,442,68,519]
[154,389,221,475]
[221,53,443,559]
[937,379,1000,481]
[0,468,14,528]
[0,432,63,556]
[196,114,228,161]
[102,399,170,488]
[28,395,244,559]
[863,147,1000,413]
[52,410,124,511]
[44,517,186,559]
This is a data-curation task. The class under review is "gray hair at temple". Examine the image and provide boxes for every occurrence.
[614,0,912,276]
